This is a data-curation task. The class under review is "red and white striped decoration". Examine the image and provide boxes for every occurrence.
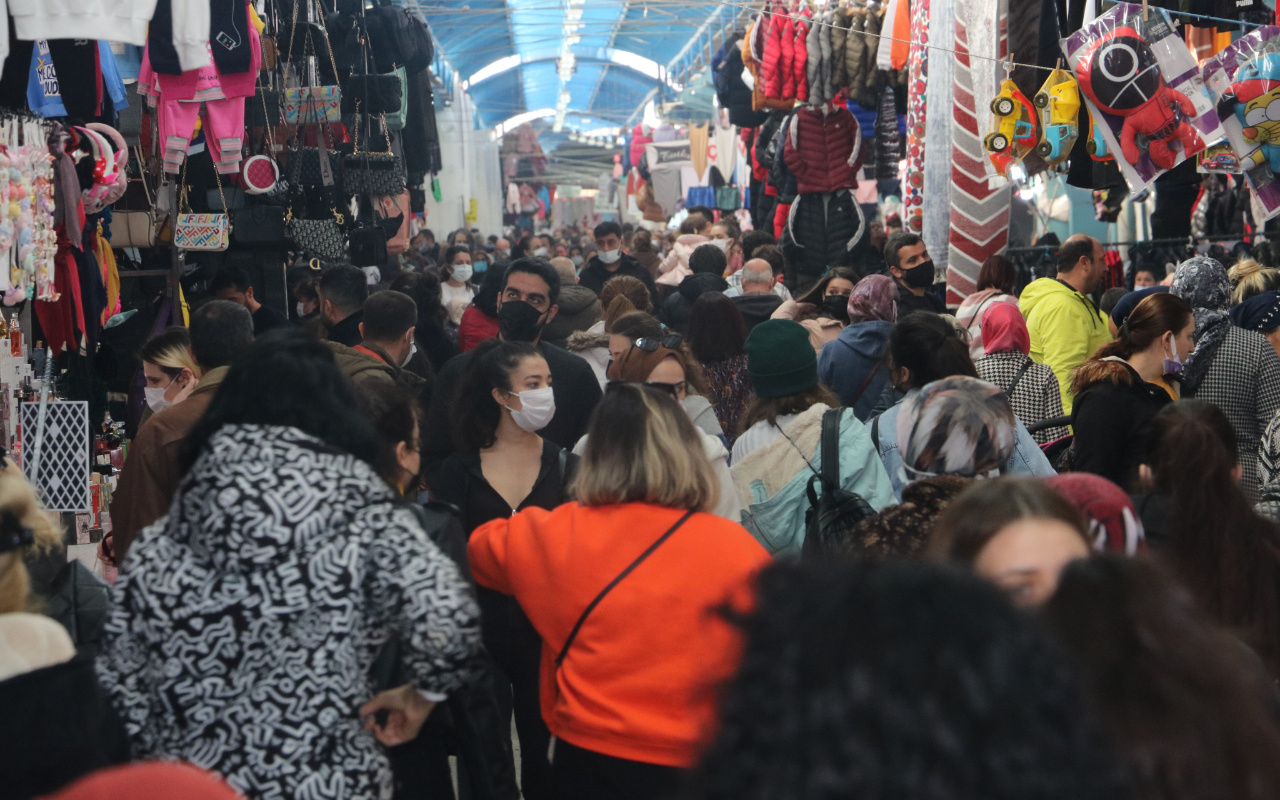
[946,4,1011,305]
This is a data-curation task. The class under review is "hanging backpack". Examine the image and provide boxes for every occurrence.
[803,408,877,557]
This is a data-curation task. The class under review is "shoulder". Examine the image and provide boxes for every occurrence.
[540,342,595,374]
[0,613,75,682]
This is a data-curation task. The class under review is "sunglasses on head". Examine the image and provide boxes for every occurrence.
[634,334,683,352]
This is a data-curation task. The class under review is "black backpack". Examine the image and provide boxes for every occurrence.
[803,408,878,557]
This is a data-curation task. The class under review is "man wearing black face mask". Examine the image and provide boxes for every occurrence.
[419,258,603,489]
[885,232,945,316]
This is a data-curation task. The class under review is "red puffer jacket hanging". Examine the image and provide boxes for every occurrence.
[793,3,813,103]
[782,104,865,194]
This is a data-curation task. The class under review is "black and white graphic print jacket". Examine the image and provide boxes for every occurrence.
[96,424,483,800]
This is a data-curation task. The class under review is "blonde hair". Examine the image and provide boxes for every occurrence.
[572,384,718,512]
[1229,259,1280,305]
[140,327,202,381]
[0,471,63,615]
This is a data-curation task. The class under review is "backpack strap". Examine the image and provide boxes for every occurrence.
[870,413,881,453]
[820,407,842,492]
[1006,359,1035,401]
[555,509,695,667]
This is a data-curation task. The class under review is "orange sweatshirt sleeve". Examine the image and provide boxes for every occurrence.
[467,516,516,595]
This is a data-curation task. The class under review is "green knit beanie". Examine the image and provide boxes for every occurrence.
[745,319,819,399]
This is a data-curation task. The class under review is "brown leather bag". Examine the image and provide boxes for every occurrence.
[375,191,411,255]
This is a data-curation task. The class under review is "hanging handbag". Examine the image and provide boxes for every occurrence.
[233,205,288,246]
[286,125,347,261]
[343,111,404,196]
[374,191,410,254]
[282,0,342,124]
[243,86,282,195]
[109,147,159,248]
[174,161,232,252]
[341,72,402,115]
[384,67,409,130]
[206,186,247,211]
[247,89,283,127]
[348,221,388,266]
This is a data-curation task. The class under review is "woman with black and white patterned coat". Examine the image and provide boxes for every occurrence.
[1171,256,1280,500]
[96,331,483,800]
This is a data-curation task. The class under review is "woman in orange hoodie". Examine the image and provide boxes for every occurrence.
[468,383,771,800]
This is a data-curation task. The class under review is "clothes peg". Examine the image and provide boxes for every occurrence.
[1142,0,1149,21]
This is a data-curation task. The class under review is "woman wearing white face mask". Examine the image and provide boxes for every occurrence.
[139,327,201,423]
[434,339,580,800]
[441,245,476,326]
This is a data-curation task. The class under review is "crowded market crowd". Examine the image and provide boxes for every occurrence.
[10,207,1280,800]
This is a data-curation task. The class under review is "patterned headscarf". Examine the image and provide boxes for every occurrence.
[1170,256,1231,394]
[896,376,1017,480]
[981,302,1031,355]
[847,274,898,324]
[1045,473,1146,556]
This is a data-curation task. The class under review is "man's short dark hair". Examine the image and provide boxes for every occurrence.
[752,244,786,277]
[362,290,418,342]
[885,232,923,270]
[505,257,561,305]
[421,228,434,241]
[190,299,253,369]
[319,265,369,317]
[690,243,728,276]
[741,229,777,261]
[594,221,622,240]
[1057,236,1097,274]
[210,266,253,294]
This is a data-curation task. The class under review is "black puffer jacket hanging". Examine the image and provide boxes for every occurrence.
[716,38,769,128]
[782,190,867,285]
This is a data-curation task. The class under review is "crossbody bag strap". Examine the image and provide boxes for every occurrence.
[819,407,842,491]
[554,508,695,667]
[846,359,884,408]
[1006,359,1035,401]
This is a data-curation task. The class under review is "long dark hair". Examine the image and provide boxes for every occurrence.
[1087,291,1191,363]
[181,329,386,474]
[687,293,748,364]
[1142,400,1280,675]
[390,270,447,336]
[450,339,541,451]
[1042,556,1280,800]
[795,266,861,308]
[684,559,1130,800]
[889,311,977,390]
[472,259,509,317]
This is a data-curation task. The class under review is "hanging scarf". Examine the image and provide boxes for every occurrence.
[1170,256,1231,396]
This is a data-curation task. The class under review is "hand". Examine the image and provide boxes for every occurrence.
[359,684,437,746]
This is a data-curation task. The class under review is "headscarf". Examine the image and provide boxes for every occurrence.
[42,762,246,799]
[606,343,680,383]
[1170,256,1231,395]
[980,302,1030,355]
[1229,289,1280,334]
[896,376,1018,480]
[1044,473,1146,555]
[847,274,898,324]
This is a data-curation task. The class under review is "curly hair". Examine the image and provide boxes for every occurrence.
[684,559,1130,800]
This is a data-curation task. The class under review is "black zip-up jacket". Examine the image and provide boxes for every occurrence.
[1071,358,1172,489]
[433,440,578,534]
[577,253,656,297]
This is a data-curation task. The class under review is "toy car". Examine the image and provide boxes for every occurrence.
[1086,107,1114,161]
[985,80,1038,153]
[1034,69,1081,163]
[1201,151,1239,171]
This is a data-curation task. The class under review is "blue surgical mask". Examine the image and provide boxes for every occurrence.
[473,260,488,274]
[1163,336,1184,376]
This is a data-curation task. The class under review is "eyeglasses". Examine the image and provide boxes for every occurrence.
[634,334,683,352]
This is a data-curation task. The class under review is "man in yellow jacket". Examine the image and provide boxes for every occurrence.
[1019,234,1111,414]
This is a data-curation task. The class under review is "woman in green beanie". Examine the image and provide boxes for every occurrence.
[729,320,896,558]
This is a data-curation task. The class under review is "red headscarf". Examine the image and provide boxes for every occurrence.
[980,302,1030,356]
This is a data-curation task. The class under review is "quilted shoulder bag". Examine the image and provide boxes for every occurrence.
[244,87,282,195]
[286,130,347,261]
[343,111,405,196]
[174,161,231,252]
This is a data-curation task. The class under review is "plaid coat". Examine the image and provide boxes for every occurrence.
[1185,327,1280,500]
[975,351,1070,445]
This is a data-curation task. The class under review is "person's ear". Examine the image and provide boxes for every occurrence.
[1137,463,1154,489]
[359,322,366,339]
[404,326,416,349]
[543,304,559,325]
[245,286,256,303]
[1232,463,1244,484]
[492,386,513,409]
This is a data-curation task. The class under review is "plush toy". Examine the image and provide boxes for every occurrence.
[1076,26,1205,170]
[1217,53,1280,173]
